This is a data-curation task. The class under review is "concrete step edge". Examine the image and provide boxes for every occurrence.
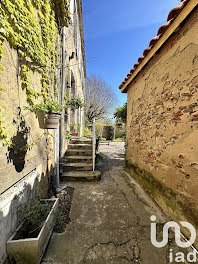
[61,171,101,181]
[64,156,93,159]
[69,144,92,147]
[66,150,92,153]
[62,171,101,176]
[63,163,92,167]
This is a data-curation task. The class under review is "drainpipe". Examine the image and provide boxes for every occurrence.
[54,35,60,192]
[54,126,59,191]
[59,26,66,185]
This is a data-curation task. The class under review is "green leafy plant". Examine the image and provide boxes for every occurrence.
[67,98,84,109]
[82,127,91,137]
[114,103,127,124]
[65,130,72,139]
[95,123,104,138]
[70,122,76,129]
[16,200,52,239]
[113,137,125,142]
[25,100,64,116]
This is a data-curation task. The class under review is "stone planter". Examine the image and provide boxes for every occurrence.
[7,198,58,264]
[45,112,61,129]
[37,111,61,129]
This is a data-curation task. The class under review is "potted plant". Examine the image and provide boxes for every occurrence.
[7,198,58,264]
[67,98,84,110]
[25,100,63,129]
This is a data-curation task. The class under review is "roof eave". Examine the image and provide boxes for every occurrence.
[121,0,197,93]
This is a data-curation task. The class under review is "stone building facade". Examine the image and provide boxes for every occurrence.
[0,0,86,262]
[120,0,198,242]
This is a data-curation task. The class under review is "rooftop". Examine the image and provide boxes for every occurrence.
[119,0,196,92]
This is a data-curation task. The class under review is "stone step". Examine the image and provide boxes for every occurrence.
[68,144,92,150]
[65,149,92,156]
[63,163,93,172]
[61,170,101,181]
[70,138,92,145]
[63,156,93,163]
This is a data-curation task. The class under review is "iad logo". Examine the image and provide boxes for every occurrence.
[150,215,196,248]
[150,215,197,263]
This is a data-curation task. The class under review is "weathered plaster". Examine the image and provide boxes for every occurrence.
[126,8,198,232]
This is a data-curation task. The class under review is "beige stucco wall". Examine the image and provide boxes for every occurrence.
[0,12,85,195]
[0,3,86,192]
[0,41,52,194]
[126,8,198,229]
[0,40,54,263]
[65,23,85,137]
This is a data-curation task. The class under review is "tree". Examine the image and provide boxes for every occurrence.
[85,75,117,123]
[114,103,127,124]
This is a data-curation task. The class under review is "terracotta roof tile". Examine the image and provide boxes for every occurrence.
[130,68,135,73]
[138,56,145,63]
[143,46,153,56]
[149,34,162,47]
[134,62,140,69]
[167,0,190,21]
[157,19,173,35]
[119,0,191,90]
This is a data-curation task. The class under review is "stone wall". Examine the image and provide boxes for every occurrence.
[0,39,55,264]
[0,41,52,194]
[126,8,198,232]
[0,0,85,262]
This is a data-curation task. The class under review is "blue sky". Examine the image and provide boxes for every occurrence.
[82,0,179,107]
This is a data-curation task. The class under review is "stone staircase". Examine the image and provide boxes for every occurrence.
[61,137,101,181]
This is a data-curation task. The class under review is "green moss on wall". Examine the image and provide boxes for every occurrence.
[126,160,198,229]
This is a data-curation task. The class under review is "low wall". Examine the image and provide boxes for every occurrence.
[0,166,46,263]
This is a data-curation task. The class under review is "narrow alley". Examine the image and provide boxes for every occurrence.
[42,142,170,264]
[0,1,198,263]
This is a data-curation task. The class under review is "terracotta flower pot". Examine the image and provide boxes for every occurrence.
[36,111,61,129]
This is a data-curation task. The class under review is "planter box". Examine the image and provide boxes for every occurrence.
[37,111,61,129]
[7,198,58,264]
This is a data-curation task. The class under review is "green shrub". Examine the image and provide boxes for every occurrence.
[113,138,124,142]
[95,123,104,137]
[65,130,72,139]
[16,200,52,239]
[82,127,91,137]
[102,126,114,140]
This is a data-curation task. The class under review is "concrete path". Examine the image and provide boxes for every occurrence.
[42,142,171,264]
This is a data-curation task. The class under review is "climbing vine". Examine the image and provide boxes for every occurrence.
[0,0,70,145]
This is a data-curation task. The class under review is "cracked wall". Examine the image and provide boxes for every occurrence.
[126,8,198,229]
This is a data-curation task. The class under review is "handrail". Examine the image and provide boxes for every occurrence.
[92,118,96,171]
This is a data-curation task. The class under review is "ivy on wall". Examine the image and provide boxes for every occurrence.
[0,0,70,146]
[54,0,71,27]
